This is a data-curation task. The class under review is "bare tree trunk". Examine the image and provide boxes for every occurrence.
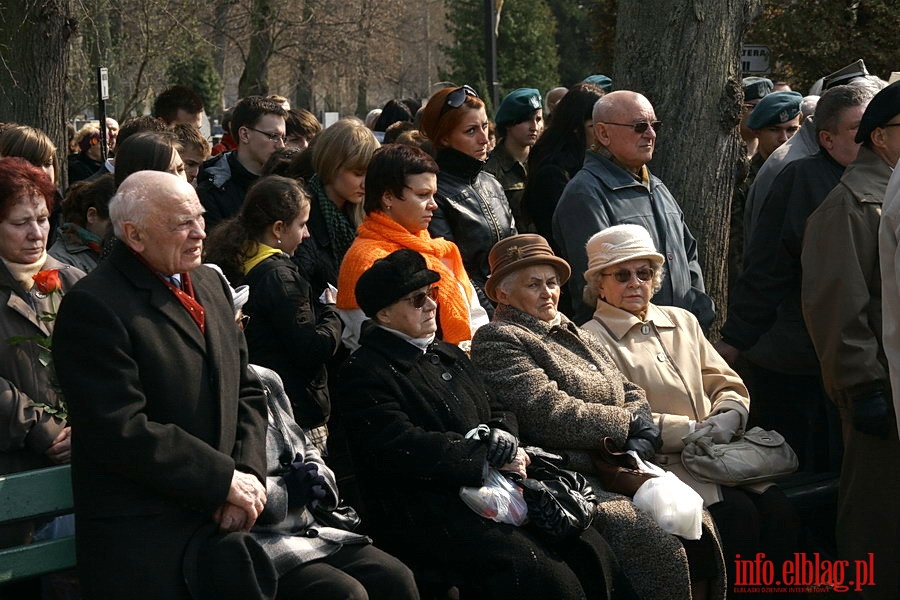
[212,0,235,112]
[0,0,76,186]
[238,0,273,97]
[614,0,761,335]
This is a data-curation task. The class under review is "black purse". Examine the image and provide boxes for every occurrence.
[515,448,598,543]
[310,502,362,532]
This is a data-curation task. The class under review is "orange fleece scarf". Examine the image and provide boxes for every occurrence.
[336,211,474,344]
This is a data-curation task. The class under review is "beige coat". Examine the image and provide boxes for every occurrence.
[583,301,749,504]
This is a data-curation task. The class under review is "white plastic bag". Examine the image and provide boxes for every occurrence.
[459,425,528,525]
[459,464,529,525]
[630,453,703,540]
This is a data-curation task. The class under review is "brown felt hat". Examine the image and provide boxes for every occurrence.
[485,234,571,302]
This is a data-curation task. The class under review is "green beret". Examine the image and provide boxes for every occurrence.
[855,80,900,144]
[747,91,803,130]
[495,88,542,126]
[583,74,613,92]
[742,77,773,102]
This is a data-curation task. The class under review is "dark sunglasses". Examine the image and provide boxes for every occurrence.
[401,286,439,309]
[439,85,479,118]
[600,121,663,134]
[602,267,655,283]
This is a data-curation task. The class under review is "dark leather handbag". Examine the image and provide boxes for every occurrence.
[311,502,362,532]
[516,448,598,544]
[589,437,657,496]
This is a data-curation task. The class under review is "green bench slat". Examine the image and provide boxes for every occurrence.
[0,465,73,522]
[0,536,76,582]
[0,465,75,583]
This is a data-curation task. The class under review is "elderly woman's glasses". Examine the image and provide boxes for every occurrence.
[401,286,439,309]
[602,267,655,283]
[439,85,479,118]
[600,121,663,134]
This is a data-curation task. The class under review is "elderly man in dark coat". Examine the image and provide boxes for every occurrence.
[53,171,272,600]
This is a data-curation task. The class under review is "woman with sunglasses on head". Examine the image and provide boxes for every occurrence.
[580,224,798,598]
[336,143,488,350]
[204,175,342,452]
[471,233,727,600]
[419,85,516,317]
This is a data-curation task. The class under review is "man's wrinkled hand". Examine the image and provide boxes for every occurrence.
[214,503,252,532]
[226,470,266,524]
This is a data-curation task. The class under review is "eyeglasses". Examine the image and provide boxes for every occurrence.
[883,123,900,129]
[439,85,479,118]
[599,121,662,134]
[247,127,287,143]
[602,267,655,283]
[400,286,439,309]
[235,312,251,330]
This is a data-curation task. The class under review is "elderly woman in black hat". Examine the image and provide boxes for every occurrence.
[470,234,727,600]
[336,249,615,599]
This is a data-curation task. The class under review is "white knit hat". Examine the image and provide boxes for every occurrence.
[583,224,665,282]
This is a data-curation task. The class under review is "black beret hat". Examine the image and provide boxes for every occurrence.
[495,88,542,126]
[747,91,803,130]
[742,77,773,102]
[355,249,441,318]
[855,80,900,144]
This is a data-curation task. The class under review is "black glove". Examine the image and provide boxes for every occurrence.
[485,428,518,468]
[852,391,892,440]
[284,454,327,509]
[625,413,662,460]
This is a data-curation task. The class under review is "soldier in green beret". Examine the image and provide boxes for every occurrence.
[484,88,543,232]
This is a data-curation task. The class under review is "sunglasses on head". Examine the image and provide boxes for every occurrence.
[401,286,439,309]
[602,267,655,283]
[439,85,479,118]
[600,121,663,134]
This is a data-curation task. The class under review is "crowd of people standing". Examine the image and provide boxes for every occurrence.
[1,61,899,599]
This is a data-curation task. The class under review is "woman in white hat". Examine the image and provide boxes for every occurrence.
[580,224,798,594]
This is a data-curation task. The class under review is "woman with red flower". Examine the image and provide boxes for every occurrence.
[0,157,85,548]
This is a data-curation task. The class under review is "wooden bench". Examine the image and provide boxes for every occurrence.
[0,465,75,584]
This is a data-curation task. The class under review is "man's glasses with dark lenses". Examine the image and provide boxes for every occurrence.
[439,85,479,118]
[602,267,655,283]
[401,286,439,309]
[599,121,663,134]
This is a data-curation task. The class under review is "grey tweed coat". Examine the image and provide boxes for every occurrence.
[249,365,369,576]
[472,305,726,600]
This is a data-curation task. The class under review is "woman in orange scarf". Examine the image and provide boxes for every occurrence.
[337,144,487,349]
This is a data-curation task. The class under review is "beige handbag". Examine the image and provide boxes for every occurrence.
[681,426,799,486]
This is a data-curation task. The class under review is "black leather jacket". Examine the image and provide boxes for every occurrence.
[429,147,516,315]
